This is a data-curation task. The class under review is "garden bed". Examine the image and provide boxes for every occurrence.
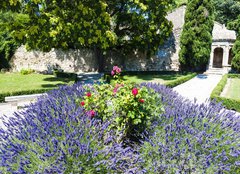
[0,73,75,102]
[0,81,239,173]
[210,73,240,112]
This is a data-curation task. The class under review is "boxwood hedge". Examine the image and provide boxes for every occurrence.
[210,74,240,112]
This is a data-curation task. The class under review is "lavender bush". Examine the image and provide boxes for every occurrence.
[140,83,240,173]
[0,83,239,173]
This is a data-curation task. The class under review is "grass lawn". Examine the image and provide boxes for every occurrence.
[0,73,74,100]
[224,78,240,100]
[121,73,195,85]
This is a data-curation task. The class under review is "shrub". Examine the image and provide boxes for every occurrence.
[0,82,239,173]
[0,84,137,173]
[165,72,197,88]
[232,38,240,73]
[0,88,52,102]
[20,68,35,75]
[103,71,197,87]
[79,66,164,142]
[53,70,78,82]
[179,0,214,71]
[211,74,240,112]
[79,83,163,142]
[140,83,240,173]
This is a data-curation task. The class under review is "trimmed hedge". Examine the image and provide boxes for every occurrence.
[165,73,197,88]
[53,71,78,81]
[0,88,52,102]
[104,72,197,88]
[210,74,240,112]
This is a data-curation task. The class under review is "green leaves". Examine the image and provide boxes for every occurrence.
[78,78,164,142]
[2,0,173,59]
[179,0,214,71]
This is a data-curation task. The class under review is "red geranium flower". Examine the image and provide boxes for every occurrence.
[139,99,144,103]
[80,101,85,106]
[86,92,91,97]
[132,88,138,96]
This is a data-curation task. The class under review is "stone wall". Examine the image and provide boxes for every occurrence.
[11,46,98,73]
[11,6,186,73]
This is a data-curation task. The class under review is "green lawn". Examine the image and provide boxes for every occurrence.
[0,73,74,101]
[224,78,240,100]
[121,73,195,85]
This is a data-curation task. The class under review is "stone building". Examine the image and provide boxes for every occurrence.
[207,22,237,74]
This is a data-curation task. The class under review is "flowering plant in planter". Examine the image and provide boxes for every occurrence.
[77,66,163,141]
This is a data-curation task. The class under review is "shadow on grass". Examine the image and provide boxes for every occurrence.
[41,83,64,88]
[43,77,73,83]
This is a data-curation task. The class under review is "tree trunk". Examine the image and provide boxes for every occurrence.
[94,47,104,72]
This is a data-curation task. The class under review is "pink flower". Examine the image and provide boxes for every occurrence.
[86,92,91,97]
[80,101,85,106]
[88,110,95,118]
[139,99,144,103]
[111,70,115,76]
[113,66,118,71]
[116,67,121,74]
[113,87,118,94]
[132,88,138,96]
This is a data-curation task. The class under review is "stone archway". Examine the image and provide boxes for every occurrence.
[228,48,234,65]
[213,47,223,68]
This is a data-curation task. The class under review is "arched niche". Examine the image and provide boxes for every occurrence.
[213,47,223,68]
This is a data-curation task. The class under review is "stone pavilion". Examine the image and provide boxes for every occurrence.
[207,22,237,74]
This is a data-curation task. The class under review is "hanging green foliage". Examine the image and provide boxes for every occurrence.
[0,0,174,71]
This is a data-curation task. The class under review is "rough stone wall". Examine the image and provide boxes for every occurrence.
[11,46,97,73]
[11,6,186,73]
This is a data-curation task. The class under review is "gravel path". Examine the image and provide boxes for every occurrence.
[0,103,17,129]
[173,74,222,104]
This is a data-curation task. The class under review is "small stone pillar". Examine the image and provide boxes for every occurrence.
[209,46,215,69]
[222,46,229,67]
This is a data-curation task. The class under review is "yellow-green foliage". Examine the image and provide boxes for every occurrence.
[1,0,173,58]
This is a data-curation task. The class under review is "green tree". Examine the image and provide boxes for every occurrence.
[179,0,214,71]
[1,0,173,72]
[231,15,240,72]
[213,0,240,29]
[0,11,28,70]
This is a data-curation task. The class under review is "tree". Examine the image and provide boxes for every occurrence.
[231,15,240,72]
[0,11,28,70]
[179,0,214,71]
[1,0,173,72]
[213,0,240,29]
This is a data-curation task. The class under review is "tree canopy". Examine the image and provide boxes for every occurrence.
[213,0,240,30]
[0,11,28,69]
[179,0,214,71]
[1,1,173,68]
